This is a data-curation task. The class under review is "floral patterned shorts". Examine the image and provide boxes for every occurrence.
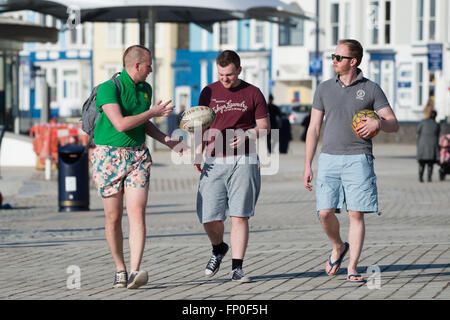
[91,144,152,198]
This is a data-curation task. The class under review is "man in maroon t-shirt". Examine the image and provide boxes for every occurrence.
[194,50,270,283]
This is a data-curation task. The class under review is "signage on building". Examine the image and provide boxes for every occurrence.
[427,44,442,71]
[396,62,413,109]
[309,52,322,76]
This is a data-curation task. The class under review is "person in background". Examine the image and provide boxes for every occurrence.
[279,112,292,154]
[417,108,440,182]
[267,94,282,153]
[301,110,311,142]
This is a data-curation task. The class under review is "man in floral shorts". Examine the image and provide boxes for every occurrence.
[92,45,185,289]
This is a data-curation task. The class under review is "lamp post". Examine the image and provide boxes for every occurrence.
[315,0,320,89]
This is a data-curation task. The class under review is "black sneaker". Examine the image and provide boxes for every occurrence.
[205,243,229,277]
[231,267,251,283]
[127,270,148,289]
[112,270,128,288]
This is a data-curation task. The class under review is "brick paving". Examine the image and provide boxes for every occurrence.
[0,141,449,302]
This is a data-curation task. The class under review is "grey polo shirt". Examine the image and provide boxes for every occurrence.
[312,69,390,155]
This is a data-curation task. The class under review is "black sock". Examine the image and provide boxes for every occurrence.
[232,259,243,270]
[212,242,227,255]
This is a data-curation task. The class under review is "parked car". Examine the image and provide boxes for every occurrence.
[279,103,312,124]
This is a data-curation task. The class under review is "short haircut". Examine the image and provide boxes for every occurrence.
[216,50,241,69]
[123,45,151,68]
[338,39,363,67]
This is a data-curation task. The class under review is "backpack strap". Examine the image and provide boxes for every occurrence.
[86,72,122,149]
[98,72,122,114]
[111,72,122,97]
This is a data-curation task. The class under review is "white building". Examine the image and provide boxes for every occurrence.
[274,0,450,122]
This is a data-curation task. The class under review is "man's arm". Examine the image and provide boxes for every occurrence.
[376,106,399,132]
[145,121,188,153]
[145,121,171,145]
[303,108,324,191]
[102,100,173,133]
[356,106,399,139]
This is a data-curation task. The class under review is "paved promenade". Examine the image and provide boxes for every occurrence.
[0,141,449,302]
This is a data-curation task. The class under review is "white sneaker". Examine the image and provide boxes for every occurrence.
[127,270,148,289]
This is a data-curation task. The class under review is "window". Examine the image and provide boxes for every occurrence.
[279,18,304,46]
[368,0,391,45]
[416,62,423,106]
[370,60,381,84]
[331,3,339,45]
[384,1,391,44]
[219,22,230,45]
[254,21,265,45]
[416,0,437,41]
[70,28,77,44]
[417,0,424,40]
[344,3,351,38]
[429,0,436,40]
[49,68,58,105]
[369,1,379,44]
[66,23,89,46]
[107,23,122,47]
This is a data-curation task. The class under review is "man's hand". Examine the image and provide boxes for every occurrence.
[165,138,190,155]
[303,167,313,191]
[229,135,248,149]
[194,163,203,174]
[152,100,174,117]
[356,117,380,139]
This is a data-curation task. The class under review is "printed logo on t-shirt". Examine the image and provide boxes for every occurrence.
[211,99,249,114]
[356,89,365,101]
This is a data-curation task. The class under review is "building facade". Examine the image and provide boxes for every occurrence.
[0,13,58,134]
[273,0,449,122]
[1,10,94,133]
[172,20,275,113]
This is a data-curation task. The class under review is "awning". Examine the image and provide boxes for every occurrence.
[0,17,58,43]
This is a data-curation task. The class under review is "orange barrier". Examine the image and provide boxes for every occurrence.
[30,121,89,169]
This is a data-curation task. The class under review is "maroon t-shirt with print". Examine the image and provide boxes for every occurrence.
[198,80,268,157]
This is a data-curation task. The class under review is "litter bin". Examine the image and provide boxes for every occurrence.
[58,144,89,212]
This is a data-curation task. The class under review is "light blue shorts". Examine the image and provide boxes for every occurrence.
[316,153,378,214]
[196,154,261,224]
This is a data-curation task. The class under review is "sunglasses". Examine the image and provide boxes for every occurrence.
[331,54,354,62]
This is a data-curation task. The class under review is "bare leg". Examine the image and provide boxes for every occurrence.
[230,217,249,259]
[124,186,149,272]
[102,192,126,272]
[347,211,365,279]
[319,209,346,274]
[203,220,225,246]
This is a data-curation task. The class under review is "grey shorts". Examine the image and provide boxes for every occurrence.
[196,154,261,224]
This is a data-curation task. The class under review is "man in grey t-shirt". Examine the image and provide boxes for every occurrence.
[303,39,399,283]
